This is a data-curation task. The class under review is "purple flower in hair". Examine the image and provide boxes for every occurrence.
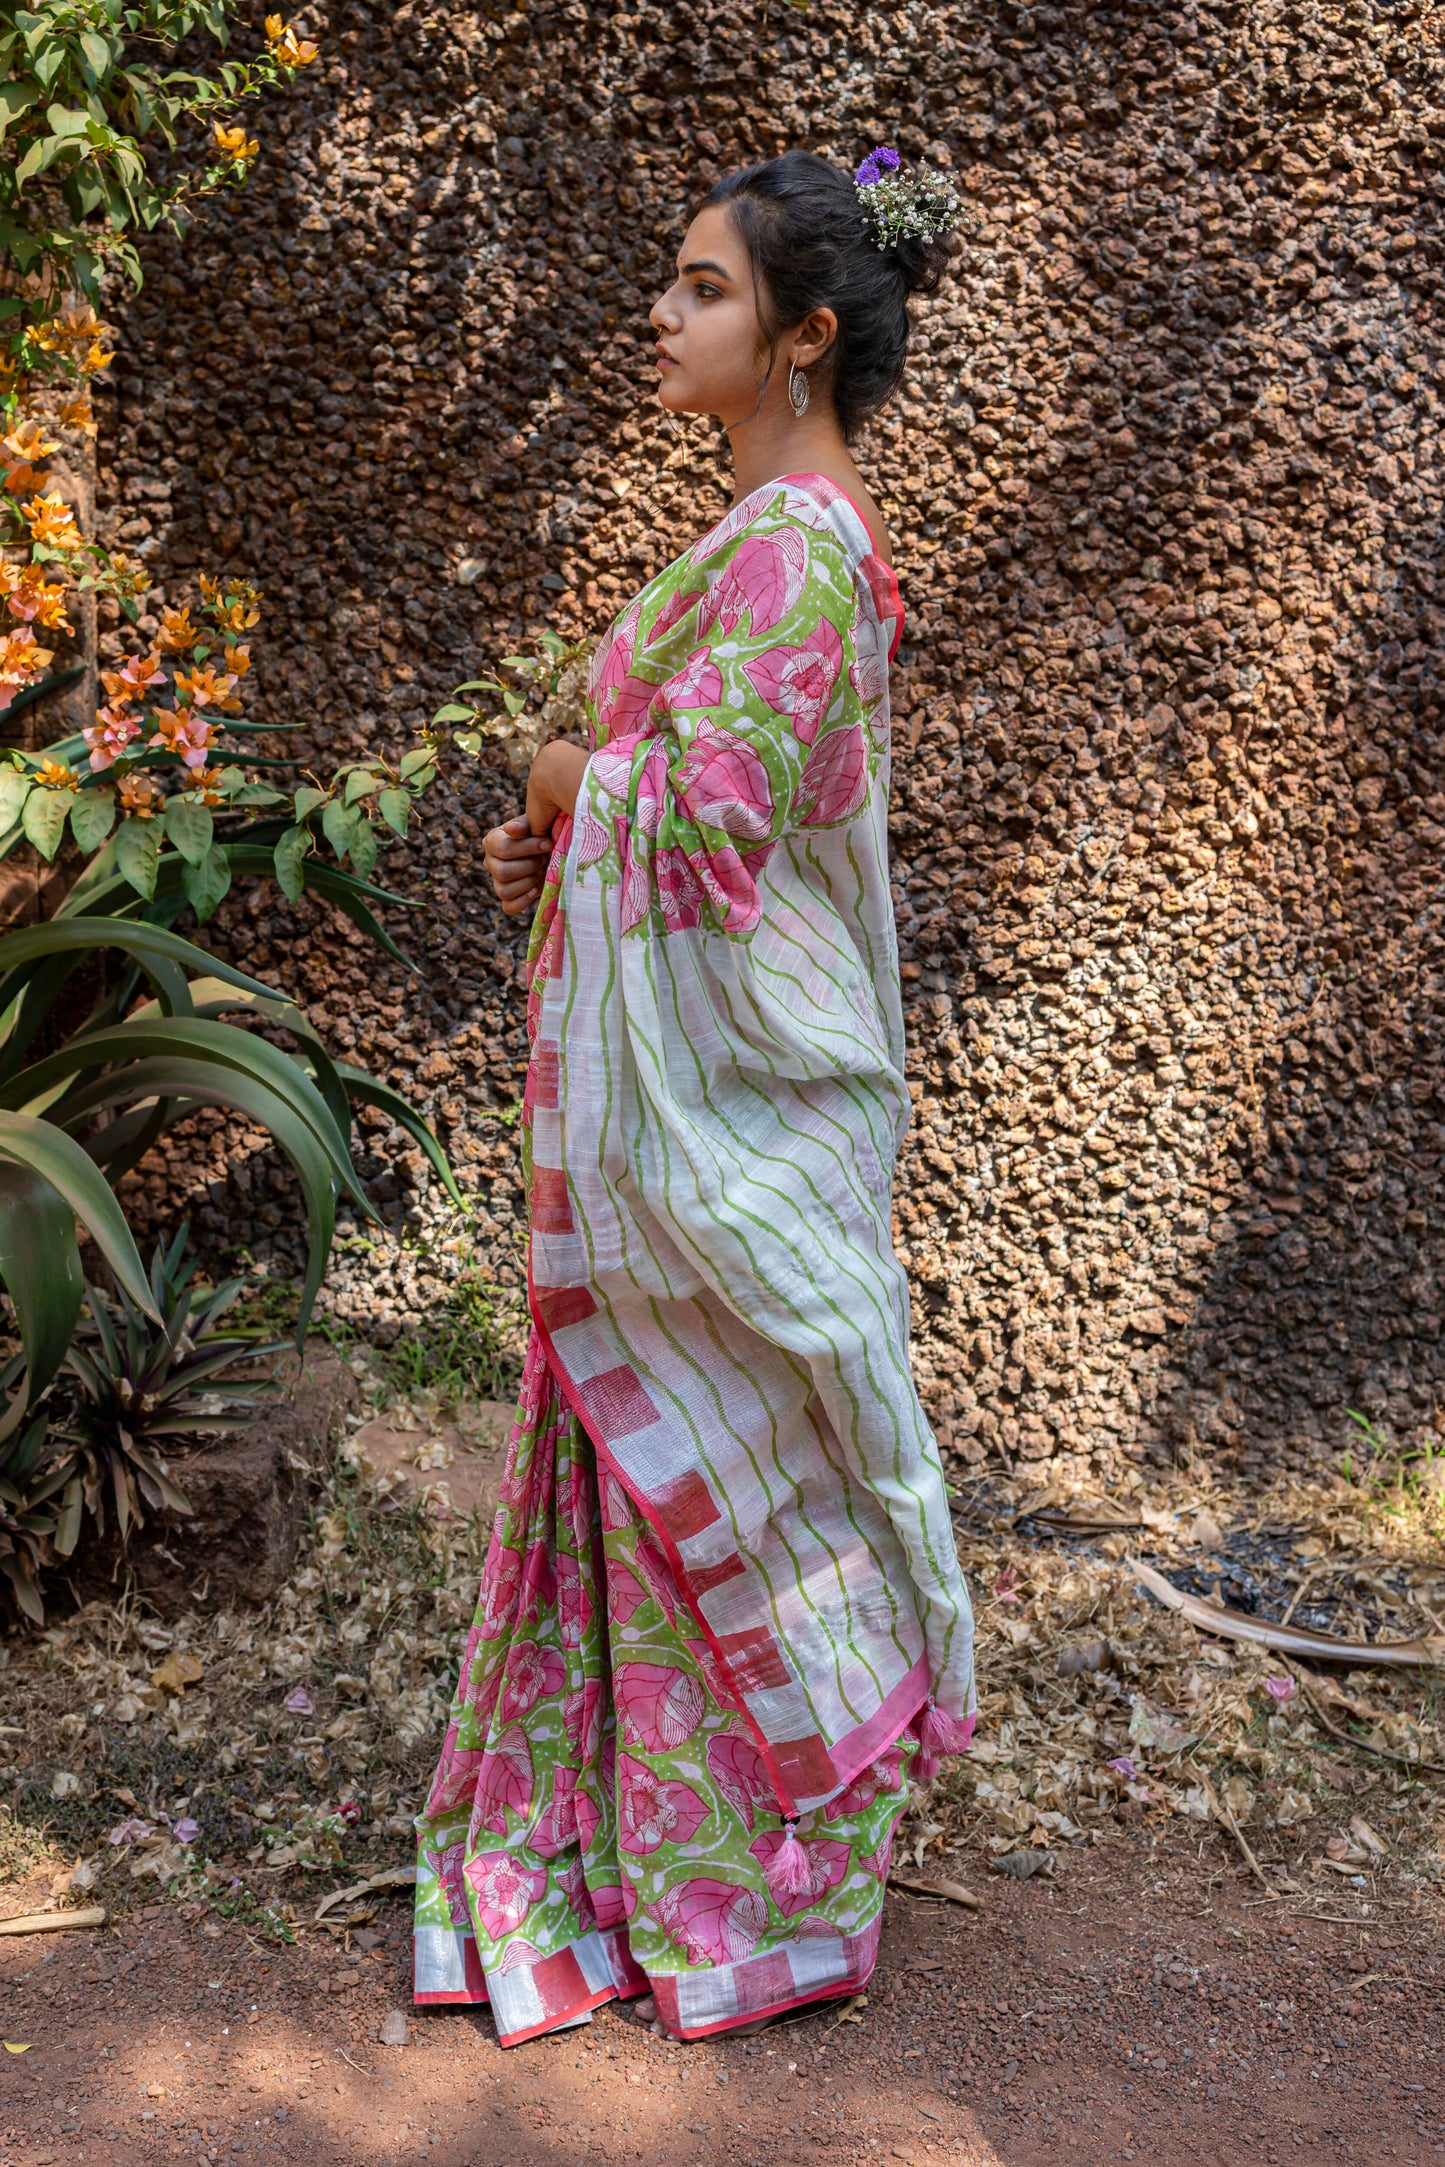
[855,155,881,187]
[874,144,901,170]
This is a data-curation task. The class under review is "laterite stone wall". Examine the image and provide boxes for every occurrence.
[103,0,1445,1486]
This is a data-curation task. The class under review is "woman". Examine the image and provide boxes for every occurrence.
[413,146,976,2047]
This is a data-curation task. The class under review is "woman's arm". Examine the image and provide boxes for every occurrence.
[481,738,593,919]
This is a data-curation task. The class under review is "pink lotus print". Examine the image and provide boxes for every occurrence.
[600,1471,634,1533]
[614,1662,706,1752]
[424,1722,489,1818]
[748,1828,851,1917]
[653,645,722,714]
[519,1538,559,1625]
[499,1640,567,1724]
[653,845,707,931]
[420,1839,471,1927]
[472,1725,534,1837]
[616,1753,710,1855]
[655,1877,770,1967]
[823,1745,907,1820]
[676,717,775,843]
[563,1680,604,1763]
[556,1551,594,1649]
[798,722,869,826]
[744,617,844,742]
[607,1562,649,1626]
[530,1763,600,1857]
[699,528,807,638]
[480,1544,523,1640]
[633,1533,682,1625]
[558,1856,599,1932]
[705,1732,776,1833]
[648,583,706,644]
[464,1851,547,1940]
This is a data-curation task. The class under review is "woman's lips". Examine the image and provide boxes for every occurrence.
[656,345,678,370]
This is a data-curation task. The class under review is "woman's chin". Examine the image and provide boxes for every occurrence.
[656,375,704,416]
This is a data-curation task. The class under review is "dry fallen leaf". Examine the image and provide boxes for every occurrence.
[151,1652,204,1697]
[1349,1815,1387,1858]
[2,2042,31,2054]
[889,1871,983,1911]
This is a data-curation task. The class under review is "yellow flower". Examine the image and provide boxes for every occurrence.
[20,493,84,551]
[82,339,114,376]
[58,389,96,436]
[107,551,152,594]
[158,605,200,653]
[223,641,252,679]
[266,16,319,65]
[35,759,79,793]
[212,121,259,167]
[117,772,160,819]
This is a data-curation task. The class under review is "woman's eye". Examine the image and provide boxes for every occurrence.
[695,283,721,300]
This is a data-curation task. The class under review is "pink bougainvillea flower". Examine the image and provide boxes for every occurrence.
[283,1686,313,1716]
[1263,1676,1296,1703]
[705,1732,774,1834]
[614,1662,705,1753]
[464,1851,547,1940]
[993,1568,1021,1604]
[1107,1755,1138,1781]
[748,1829,851,1917]
[798,722,869,827]
[171,1817,200,1845]
[743,617,844,743]
[108,1818,154,1846]
[655,1877,769,1967]
[81,705,140,771]
[499,1640,567,1724]
[699,529,807,639]
[616,1753,710,1856]
[675,717,775,843]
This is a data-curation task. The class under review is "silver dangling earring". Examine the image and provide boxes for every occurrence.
[787,359,811,418]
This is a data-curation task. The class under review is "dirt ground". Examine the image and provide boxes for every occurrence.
[2,1835,1441,2167]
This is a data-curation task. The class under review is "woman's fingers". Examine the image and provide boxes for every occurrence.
[483,815,553,914]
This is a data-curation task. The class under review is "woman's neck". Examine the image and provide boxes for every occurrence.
[726,405,854,504]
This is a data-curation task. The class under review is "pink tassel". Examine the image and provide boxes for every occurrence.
[918,1699,953,1757]
[911,1749,942,1784]
[764,1821,813,1903]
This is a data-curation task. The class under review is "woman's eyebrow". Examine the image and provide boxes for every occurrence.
[680,258,734,280]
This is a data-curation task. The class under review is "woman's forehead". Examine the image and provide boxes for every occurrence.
[676,204,746,280]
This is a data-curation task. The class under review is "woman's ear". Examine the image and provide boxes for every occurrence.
[790,305,838,373]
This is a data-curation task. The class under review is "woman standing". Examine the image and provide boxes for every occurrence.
[413,146,976,2046]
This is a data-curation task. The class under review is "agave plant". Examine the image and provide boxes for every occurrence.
[0,912,458,1489]
[0,1414,54,1623]
[45,1224,289,1549]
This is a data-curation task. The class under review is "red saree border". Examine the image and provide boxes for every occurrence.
[773,469,906,661]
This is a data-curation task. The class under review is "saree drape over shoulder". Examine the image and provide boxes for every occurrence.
[414,473,975,2044]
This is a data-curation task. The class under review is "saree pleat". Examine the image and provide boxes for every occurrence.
[413,1333,918,2043]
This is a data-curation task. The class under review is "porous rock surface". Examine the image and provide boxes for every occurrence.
[101,0,1445,1488]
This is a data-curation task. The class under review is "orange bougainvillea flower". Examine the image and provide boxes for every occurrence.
[187,765,227,807]
[148,708,215,770]
[158,605,200,653]
[174,662,235,709]
[106,551,152,595]
[35,759,79,793]
[0,627,54,710]
[2,419,61,466]
[106,649,166,699]
[117,772,160,819]
[1,563,71,632]
[266,16,319,65]
[212,121,259,166]
[82,706,142,771]
[223,641,252,678]
[58,389,96,436]
[20,493,83,551]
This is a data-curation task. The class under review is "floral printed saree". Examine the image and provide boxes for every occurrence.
[414,472,975,2043]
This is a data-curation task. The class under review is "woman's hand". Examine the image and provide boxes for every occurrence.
[526,738,591,837]
[483,816,553,917]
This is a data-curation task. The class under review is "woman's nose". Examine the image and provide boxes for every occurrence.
[650,288,681,333]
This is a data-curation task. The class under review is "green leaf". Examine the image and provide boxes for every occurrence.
[293,786,328,823]
[320,797,359,860]
[0,1159,83,1445]
[501,689,529,718]
[179,843,232,924]
[432,702,479,724]
[113,814,161,899]
[454,731,483,758]
[0,1110,158,1320]
[348,817,378,881]
[343,766,381,807]
[161,794,212,865]
[273,824,309,902]
[69,787,116,855]
[0,768,32,834]
[79,29,112,80]
[21,785,69,861]
[338,1063,464,1207]
[399,745,438,781]
[376,788,411,837]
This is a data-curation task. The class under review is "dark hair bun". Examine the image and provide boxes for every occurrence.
[705,148,958,440]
